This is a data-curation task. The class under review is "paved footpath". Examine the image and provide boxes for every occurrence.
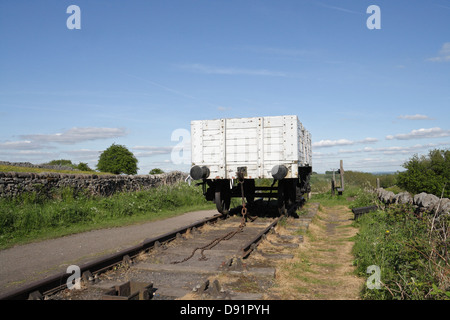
[0,209,218,296]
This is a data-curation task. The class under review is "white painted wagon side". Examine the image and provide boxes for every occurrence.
[191,115,311,180]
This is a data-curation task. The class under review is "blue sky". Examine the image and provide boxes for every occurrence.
[0,0,449,174]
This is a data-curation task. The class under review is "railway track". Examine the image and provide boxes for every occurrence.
[0,202,318,300]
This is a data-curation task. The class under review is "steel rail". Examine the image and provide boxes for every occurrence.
[240,216,281,258]
[0,213,224,300]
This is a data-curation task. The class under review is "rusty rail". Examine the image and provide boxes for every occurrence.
[240,217,281,258]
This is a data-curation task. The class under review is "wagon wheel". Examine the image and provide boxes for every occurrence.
[215,185,231,215]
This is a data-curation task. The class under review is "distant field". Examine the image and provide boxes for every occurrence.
[310,171,398,193]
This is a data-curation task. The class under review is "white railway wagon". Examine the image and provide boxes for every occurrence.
[189,115,312,216]
[191,115,311,179]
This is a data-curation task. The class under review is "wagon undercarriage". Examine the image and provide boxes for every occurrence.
[196,166,311,216]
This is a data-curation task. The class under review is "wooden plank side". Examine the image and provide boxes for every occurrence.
[202,129,221,140]
[257,117,264,178]
[263,116,284,127]
[191,115,311,177]
[202,120,222,130]
[219,119,226,177]
[297,120,305,165]
[190,121,203,164]
[226,117,260,129]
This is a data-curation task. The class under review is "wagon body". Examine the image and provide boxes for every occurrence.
[190,115,311,179]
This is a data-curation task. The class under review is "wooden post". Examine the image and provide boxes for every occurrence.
[376,178,380,189]
[340,160,344,191]
[331,170,336,196]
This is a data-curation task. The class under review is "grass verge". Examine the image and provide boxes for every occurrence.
[352,205,450,300]
[0,182,215,249]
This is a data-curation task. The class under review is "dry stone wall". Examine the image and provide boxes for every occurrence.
[375,188,450,216]
[0,161,78,171]
[0,171,188,198]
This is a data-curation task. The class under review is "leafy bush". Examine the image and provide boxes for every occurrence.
[149,168,164,174]
[353,205,450,300]
[349,188,378,209]
[45,159,76,168]
[396,149,449,198]
[76,162,93,171]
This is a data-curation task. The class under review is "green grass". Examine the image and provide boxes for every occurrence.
[352,206,450,300]
[309,173,449,300]
[309,185,377,208]
[0,182,215,249]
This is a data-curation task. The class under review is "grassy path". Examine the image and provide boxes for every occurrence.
[268,204,364,299]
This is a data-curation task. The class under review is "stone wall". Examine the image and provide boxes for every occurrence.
[0,161,78,171]
[0,171,188,198]
[375,188,450,216]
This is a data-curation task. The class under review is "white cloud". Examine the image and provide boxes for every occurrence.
[397,114,434,120]
[427,42,450,62]
[178,64,288,77]
[0,140,42,150]
[132,146,174,157]
[20,127,127,145]
[312,137,377,148]
[340,142,450,155]
[386,127,450,140]
[64,149,101,158]
[312,139,354,148]
[360,137,378,144]
[0,150,58,160]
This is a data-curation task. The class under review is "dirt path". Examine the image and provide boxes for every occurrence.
[266,204,364,300]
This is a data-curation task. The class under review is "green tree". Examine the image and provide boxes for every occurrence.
[46,159,75,168]
[397,149,449,198]
[149,168,164,174]
[97,144,138,175]
[76,162,93,172]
